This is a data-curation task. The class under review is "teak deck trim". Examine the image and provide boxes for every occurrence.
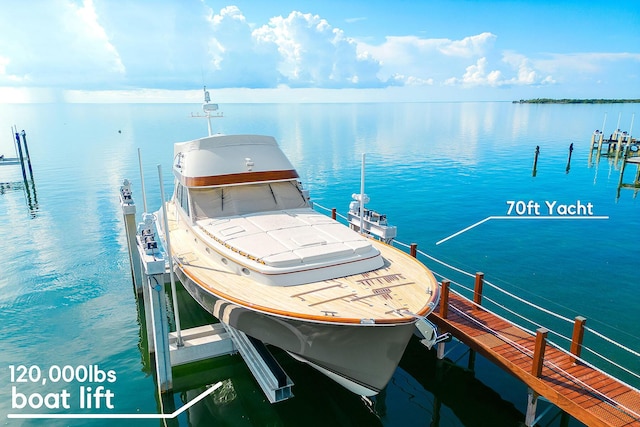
[167,204,439,325]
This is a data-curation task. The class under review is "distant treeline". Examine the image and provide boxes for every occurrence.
[514,98,640,104]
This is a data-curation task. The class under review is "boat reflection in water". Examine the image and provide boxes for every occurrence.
[158,334,525,426]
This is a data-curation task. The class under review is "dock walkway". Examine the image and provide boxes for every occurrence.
[428,287,640,427]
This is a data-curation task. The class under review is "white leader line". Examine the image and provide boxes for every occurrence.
[436,215,609,246]
[7,381,223,419]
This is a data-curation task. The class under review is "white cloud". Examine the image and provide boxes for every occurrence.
[358,33,499,86]
[205,5,280,87]
[456,57,503,86]
[0,2,637,99]
[251,11,382,88]
[438,32,497,57]
[445,51,557,88]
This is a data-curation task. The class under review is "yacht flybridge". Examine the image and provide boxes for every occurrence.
[156,93,443,396]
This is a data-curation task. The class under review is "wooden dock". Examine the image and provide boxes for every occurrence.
[427,278,640,427]
[617,155,640,197]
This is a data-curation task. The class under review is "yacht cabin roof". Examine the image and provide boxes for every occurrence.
[173,134,299,188]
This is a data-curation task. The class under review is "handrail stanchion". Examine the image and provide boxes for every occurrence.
[473,272,484,307]
[570,316,587,364]
[439,280,450,319]
[532,328,548,378]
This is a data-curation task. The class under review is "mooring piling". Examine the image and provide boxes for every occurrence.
[532,146,539,176]
[566,143,573,173]
[20,130,34,181]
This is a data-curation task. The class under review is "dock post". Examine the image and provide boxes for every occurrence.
[525,388,540,427]
[616,145,633,198]
[569,316,586,364]
[436,280,450,361]
[588,132,597,165]
[331,208,336,220]
[565,143,573,173]
[467,349,476,372]
[614,132,625,162]
[597,130,604,156]
[526,328,548,427]
[140,265,155,354]
[436,339,446,361]
[473,272,484,307]
[120,179,142,293]
[410,243,417,258]
[147,272,173,393]
[20,130,34,182]
[532,146,539,176]
[13,131,29,185]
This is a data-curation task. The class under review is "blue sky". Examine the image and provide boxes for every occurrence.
[0,0,638,102]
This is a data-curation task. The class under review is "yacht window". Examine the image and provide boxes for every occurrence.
[175,184,190,216]
[190,181,308,219]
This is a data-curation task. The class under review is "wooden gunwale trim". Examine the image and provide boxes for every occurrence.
[181,169,299,187]
[177,259,419,325]
[185,218,438,318]
[167,200,439,325]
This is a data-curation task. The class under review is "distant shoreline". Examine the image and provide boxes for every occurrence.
[513,98,640,104]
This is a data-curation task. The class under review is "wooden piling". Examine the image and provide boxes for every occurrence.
[597,131,604,155]
[331,208,336,220]
[566,143,573,173]
[473,272,484,306]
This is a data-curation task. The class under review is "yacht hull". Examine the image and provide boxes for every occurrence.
[174,265,417,396]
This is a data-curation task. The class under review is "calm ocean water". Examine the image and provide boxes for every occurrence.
[0,102,638,427]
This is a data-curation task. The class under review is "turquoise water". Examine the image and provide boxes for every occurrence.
[0,102,638,426]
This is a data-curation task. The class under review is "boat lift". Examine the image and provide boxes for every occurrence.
[119,173,293,404]
[1,128,38,216]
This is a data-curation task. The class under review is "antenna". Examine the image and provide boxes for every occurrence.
[190,85,223,136]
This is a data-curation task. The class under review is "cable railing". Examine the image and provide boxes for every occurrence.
[312,202,640,392]
[407,243,640,388]
[446,297,640,421]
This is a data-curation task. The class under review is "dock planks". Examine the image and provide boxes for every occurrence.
[428,291,640,427]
